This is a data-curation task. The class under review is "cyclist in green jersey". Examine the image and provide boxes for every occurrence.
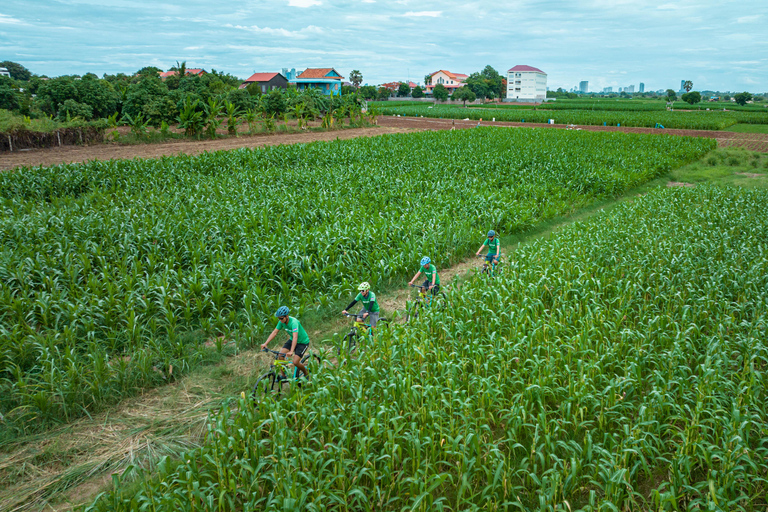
[408,256,440,295]
[261,306,310,379]
[475,230,500,265]
[342,281,381,327]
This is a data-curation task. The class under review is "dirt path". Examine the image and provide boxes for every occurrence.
[378,116,768,152]
[0,126,412,171]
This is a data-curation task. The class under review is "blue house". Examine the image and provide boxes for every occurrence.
[290,68,343,96]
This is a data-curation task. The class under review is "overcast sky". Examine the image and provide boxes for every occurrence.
[1,0,766,92]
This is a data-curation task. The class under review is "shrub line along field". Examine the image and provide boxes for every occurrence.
[85,184,768,511]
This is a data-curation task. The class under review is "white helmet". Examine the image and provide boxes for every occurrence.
[358,282,370,291]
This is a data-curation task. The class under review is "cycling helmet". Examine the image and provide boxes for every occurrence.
[358,282,370,291]
[420,256,431,266]
[487,230,496,238]
[275,306,290,317]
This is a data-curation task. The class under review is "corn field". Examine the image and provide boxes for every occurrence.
[87,185,768,511]
[378,104,768,130]
[0,129,714,429]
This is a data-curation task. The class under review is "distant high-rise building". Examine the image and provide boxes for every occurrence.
[639,82,645,93]
[603,87,613,93]
[626,85,635,93]
[579,81,588,93]
[680,80,685,92]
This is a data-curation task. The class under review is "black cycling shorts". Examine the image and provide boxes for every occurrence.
[421,280,440,295]
[282,339,309,357]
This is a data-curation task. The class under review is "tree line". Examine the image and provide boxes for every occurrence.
[0,61,371,137]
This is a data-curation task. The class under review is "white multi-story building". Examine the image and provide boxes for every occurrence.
[506,65,547,102]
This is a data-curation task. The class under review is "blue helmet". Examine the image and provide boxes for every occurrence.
[275,306,290,317]
[420,256,431,266]
[487,230,496,237]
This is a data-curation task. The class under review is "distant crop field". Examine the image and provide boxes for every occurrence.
[379,104,768,130]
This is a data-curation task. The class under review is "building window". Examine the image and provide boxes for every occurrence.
[262,85,267,92]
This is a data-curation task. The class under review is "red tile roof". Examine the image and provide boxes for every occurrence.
[429,70,467,81]
[243,72,281,82]
[158,69,206,78]
[507,65,545,73]
[297,68,343,79]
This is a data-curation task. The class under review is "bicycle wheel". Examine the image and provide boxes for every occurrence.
[405,301,421,322]
[298,353,323,379]
[427,292,448,312]
[339,332,358,355]
[252,372,281,401]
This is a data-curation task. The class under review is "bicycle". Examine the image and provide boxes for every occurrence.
[252,347,321,401]
[406,283,447,322]
[339,312,388,355]
[477,254,501,276]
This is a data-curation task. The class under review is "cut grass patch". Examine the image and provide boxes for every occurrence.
[722,123,768,133]
[670,147,768,188]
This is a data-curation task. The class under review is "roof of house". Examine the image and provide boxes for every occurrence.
[508,65,545,73]
[429,70,467,81]
[242,72,284,83]
[380,81,419,90]
[158,69,206,78]
[296,68,343,80]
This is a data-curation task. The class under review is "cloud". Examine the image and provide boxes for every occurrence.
[226,24,323,38]
[402,11,441,18]
[184,46,203,51]
[0,13,24,24]
[287,0,321,7]
[736,15,762,23]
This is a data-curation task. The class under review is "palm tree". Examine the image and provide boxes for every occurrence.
[172,60,187,79]
[683,80,693,93]
[349,70,363,89]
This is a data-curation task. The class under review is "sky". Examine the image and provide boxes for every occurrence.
[1,0,766,93]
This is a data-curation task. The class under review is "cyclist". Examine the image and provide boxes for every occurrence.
[408,256,440,295]
[475,230,500,268]
[342,281,380,327]
[261,306,310,379]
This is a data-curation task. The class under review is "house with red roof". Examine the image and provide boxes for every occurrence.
[290,68,343,96]
[239,72,288,92]
[158,68,206,80]
[425,70,468,94]
[380,81,418,93]
[506,65,547,102]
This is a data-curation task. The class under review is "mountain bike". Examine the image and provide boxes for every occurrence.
[477,254,501,276]
[406,283,447,322]
[339,312,388,355]
[252,347,320,401]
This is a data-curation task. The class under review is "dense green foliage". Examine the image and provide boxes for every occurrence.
[379,103,768,130]
[0,108,106,133]
[88,185,768,511]
[0,129,714,429]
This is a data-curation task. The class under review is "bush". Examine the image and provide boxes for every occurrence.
[57,99,94,120]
